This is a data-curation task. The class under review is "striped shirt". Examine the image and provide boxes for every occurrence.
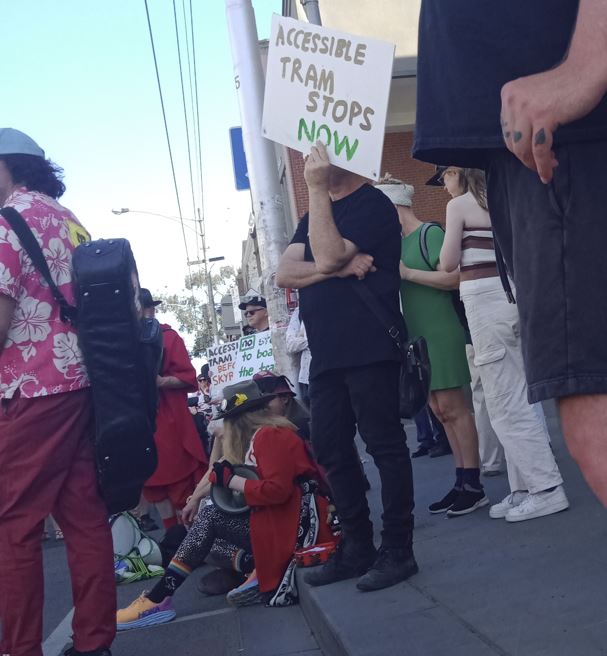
[460,226,497,280]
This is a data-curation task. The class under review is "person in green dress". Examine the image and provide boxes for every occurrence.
[376,178,488,517]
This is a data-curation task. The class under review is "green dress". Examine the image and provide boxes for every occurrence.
[400,224,470,391]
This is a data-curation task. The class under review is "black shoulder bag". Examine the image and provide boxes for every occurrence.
[350,280,431,419]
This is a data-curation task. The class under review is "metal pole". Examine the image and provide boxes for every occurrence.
[300,0,322,25]
[225,0,297,383]
[197,207,219,341]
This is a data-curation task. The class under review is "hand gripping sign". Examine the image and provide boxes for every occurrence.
[262,14,395,180]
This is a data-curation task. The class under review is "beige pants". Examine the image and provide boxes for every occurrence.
[466,344,504,473]
[460,277,562,494]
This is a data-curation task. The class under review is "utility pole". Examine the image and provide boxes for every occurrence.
[225,0,297,383]
[197,207,219,341]
[300,0,322,25]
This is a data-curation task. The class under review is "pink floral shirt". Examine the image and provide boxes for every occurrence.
[0,187,91,399]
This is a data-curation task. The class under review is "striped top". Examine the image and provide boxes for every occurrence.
[460,226,496,271]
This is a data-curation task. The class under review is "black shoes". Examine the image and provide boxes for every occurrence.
[411,445,430,458]
[198,568,246,595]
[446,488,489,517]
[429,443,452,458]
[64,648,111,656]
[137,513,159,532]
[304,540,377,587]
[356,547,418,592]
[429,488,459,513]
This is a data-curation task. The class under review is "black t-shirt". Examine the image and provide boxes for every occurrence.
[413,0,607,168]
[290,184,403,380]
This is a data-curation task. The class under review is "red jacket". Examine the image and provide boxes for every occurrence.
[244,426,336,592]
[145,325,208,486]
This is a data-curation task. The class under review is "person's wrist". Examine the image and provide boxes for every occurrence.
[307,181,330,194]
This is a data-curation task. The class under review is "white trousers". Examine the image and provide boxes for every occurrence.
[466,344,504,473]
[460,278,562,494]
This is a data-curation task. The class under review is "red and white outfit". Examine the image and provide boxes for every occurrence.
[243,426,335,593]
[143,325,208,512]
[0,188,116,656]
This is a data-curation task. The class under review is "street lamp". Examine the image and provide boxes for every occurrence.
[110,208,199,235]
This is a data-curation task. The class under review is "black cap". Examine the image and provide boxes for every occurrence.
[425,166,447,187]
[140,288,162,308]
[238,295,266,311]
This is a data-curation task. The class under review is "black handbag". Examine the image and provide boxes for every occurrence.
[350,279,431,419]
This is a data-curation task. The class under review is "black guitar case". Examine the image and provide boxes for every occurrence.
[0,206,162,515]
[72,238,162,514]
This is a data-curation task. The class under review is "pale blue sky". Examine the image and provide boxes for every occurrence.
[2,0,281,299]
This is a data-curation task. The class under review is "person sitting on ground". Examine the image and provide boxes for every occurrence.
[253,370,310,439]
[116,380,336,629]
[376,177,487,517]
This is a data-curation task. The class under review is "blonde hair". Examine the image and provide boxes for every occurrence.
[457,168,488,211]
[222,407,296,463]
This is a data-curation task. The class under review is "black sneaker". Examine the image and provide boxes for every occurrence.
[428,488,459,514]
[446,489,489,517]
[65,648,111,656]
[198,568,246,596]
[304,540,377,587]
[411,445,430,458]
[356,547,419,592]
[138,513,159,532]
[429,443,452,458]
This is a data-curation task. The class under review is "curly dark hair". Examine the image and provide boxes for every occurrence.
[0,154,66,199]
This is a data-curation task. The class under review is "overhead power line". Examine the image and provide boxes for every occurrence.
[143,0,192,269]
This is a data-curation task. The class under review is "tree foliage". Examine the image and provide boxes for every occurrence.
[156,265,238,357]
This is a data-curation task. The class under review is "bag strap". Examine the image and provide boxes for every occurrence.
[0,206,77,324]
[348,279,407,356]
[494,239,516,304]
[418,222,443,271]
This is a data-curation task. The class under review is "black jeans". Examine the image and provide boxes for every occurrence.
[309,361,414,549]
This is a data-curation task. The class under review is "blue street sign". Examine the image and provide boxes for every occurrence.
[229,126,250,191]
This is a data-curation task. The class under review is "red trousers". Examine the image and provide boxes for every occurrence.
[0,389,116,656]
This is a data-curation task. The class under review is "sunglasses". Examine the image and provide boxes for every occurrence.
[244,308,264,317]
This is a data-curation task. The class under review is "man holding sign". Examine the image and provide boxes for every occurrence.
[277,143,417,592]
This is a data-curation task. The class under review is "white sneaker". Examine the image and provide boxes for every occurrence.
[505,485,569,523]
[489,491,528,519]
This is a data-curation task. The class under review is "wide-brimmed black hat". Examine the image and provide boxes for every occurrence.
[238,295,266,311]
[214,380,275,420]
[140,288,162,308]
[425,166,447,187]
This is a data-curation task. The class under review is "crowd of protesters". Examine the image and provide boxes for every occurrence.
[3,2,607,654]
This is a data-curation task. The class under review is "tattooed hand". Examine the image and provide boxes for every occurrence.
[500,61,607,184]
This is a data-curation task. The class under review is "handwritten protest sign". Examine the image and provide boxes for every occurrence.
[262,14,395,180]
[206,332,275,399]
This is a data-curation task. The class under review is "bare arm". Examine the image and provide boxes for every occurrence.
[276,244,333,289]
[277,243,377,289]
[501,0,607,182]
[0,295,16,353]
[400,263,460,290]
[439,201,466,273]
[305,142,359,273]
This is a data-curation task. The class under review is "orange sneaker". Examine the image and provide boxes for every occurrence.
[116,594,175,631]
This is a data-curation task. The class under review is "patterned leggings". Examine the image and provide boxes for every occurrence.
[175,503,252,571]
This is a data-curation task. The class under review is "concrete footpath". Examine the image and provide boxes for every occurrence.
[297,402,607,656]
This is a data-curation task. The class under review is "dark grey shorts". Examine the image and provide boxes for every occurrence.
[486,141,607,403]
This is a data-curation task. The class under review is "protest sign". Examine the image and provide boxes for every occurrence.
[206,332,275,399]
[262,14,395,180]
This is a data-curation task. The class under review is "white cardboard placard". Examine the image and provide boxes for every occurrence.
[262,14,395,180]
